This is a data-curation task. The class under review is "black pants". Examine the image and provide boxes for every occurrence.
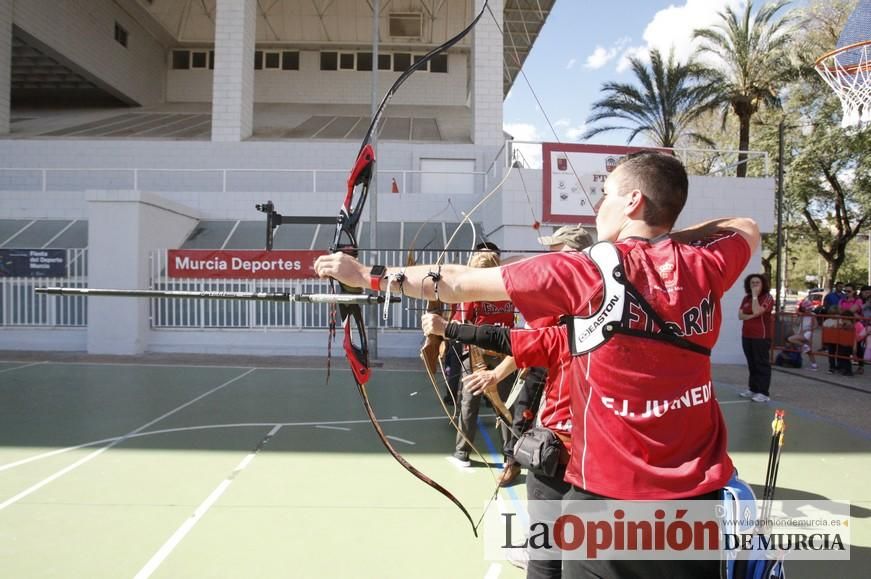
[561,487,722,579]
[527,465,572,579]
[454,354,517,461]
[836,344,854,375]
[741,337,771,396]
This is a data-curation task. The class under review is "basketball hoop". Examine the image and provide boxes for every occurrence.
[815,40,871,129]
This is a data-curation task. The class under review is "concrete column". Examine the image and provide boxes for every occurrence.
[471,0,503,146]
[86,191,198,355]
[211,0,256,142]
[0,0,12,135]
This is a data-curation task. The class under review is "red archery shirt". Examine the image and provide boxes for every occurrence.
[501,233,750,499]
[740,294,774,339]
[510,325,573,437]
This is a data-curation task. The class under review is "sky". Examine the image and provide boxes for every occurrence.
[502,0,772,166]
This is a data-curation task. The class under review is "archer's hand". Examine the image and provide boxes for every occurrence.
[314,252,368,288]
[463,370,498,396]
[422,313,448,337]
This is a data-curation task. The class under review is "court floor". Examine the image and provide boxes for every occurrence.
[0,357,868,578]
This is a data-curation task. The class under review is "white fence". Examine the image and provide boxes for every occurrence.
[0,247,486,330]
[0,249,89,326]
[148,248,476,330]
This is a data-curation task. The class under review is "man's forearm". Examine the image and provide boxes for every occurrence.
[376,263,509,303]
[670,218,758,245]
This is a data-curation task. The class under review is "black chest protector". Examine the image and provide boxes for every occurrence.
[562,242,711,357]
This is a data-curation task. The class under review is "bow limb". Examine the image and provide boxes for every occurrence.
[354,380,479,536]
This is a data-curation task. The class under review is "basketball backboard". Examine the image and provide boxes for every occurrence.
[814,0,871,128]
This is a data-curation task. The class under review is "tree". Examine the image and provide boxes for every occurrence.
[693,0,795,177]
[582,49,719,148]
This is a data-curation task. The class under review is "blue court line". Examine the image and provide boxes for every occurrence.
[717,380,871,442]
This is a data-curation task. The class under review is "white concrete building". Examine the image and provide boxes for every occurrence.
[0,0,773,363]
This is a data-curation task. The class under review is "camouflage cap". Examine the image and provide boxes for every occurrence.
[537,225,593,250]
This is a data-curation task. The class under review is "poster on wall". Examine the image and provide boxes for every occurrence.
[542,143,668,225]
[0,249,66,278]
[167,250,323,279]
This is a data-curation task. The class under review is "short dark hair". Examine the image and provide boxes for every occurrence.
[616,152,688,229]
[743,273,770,295]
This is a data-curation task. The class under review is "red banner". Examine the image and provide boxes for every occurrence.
[167,250,323,279]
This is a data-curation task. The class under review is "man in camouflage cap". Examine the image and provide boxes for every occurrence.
[537,224,593,251]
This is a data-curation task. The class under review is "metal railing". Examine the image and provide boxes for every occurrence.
[0,167,489,196]
[0,249,88,326]
[507,141,771,177]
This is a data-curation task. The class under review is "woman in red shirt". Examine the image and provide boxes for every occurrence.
[738,274,774,402]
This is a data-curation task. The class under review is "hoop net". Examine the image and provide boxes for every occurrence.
[815,40,871,129]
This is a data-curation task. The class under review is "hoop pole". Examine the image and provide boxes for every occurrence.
[34,287,399,305]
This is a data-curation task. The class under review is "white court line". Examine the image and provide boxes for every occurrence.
[133,424,282,579]
[0,361,45,374]
[386,435,416,446]
[0,368,256,511]
[314,425,352,431]
[484,563,502,579]
[0,415,484,473]
[0,360,428,373]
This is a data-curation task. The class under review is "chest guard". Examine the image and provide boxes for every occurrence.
[563,242,711,357]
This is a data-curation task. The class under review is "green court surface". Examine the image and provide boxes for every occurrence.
[0,358,868,578]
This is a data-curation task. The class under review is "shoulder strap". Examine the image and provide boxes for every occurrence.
[563,242,711,357]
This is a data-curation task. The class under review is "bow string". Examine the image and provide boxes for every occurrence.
[328,0,492,537]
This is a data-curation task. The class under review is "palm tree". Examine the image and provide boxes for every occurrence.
[693,0,795,177]
[582,49,720,148]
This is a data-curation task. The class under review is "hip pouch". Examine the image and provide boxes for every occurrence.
[513,427,563,478]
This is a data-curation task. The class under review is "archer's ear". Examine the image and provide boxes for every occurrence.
[624,189,645,218]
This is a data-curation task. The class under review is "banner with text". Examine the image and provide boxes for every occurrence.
[168,250,322,279]
[0,249,67,278]
[542,143,669,225]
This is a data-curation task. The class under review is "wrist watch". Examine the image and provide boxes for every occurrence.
[369,265,387,291]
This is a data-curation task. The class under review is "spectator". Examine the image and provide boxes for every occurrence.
[823,281,845,310]
[739,274,774,402]
[839,283,863,314]
[787,298,817,370]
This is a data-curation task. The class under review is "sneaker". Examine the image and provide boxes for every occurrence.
[802,344,811,353]
[751,393,770,403]
[498,462,521,487]
[448,453,471,468]
[739,390,754,398]
[506,546,529,570]
[810,363,818,371]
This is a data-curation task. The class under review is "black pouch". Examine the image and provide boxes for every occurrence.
[513,427,564,478]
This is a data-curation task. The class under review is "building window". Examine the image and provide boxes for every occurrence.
[320,51,338,71]
[282,51,299,70]
[264,51,281,69]
[114,22,128,47]
[393,53,411,72]
[430,53,448,73]
[339,53,355,70]
[357,52,373,71]
[389,13,422,39]
[209,50,215,70]
[191,51,208,69]
[254,51,263,70]
[172,50,190,70]
[378,53,392,71]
